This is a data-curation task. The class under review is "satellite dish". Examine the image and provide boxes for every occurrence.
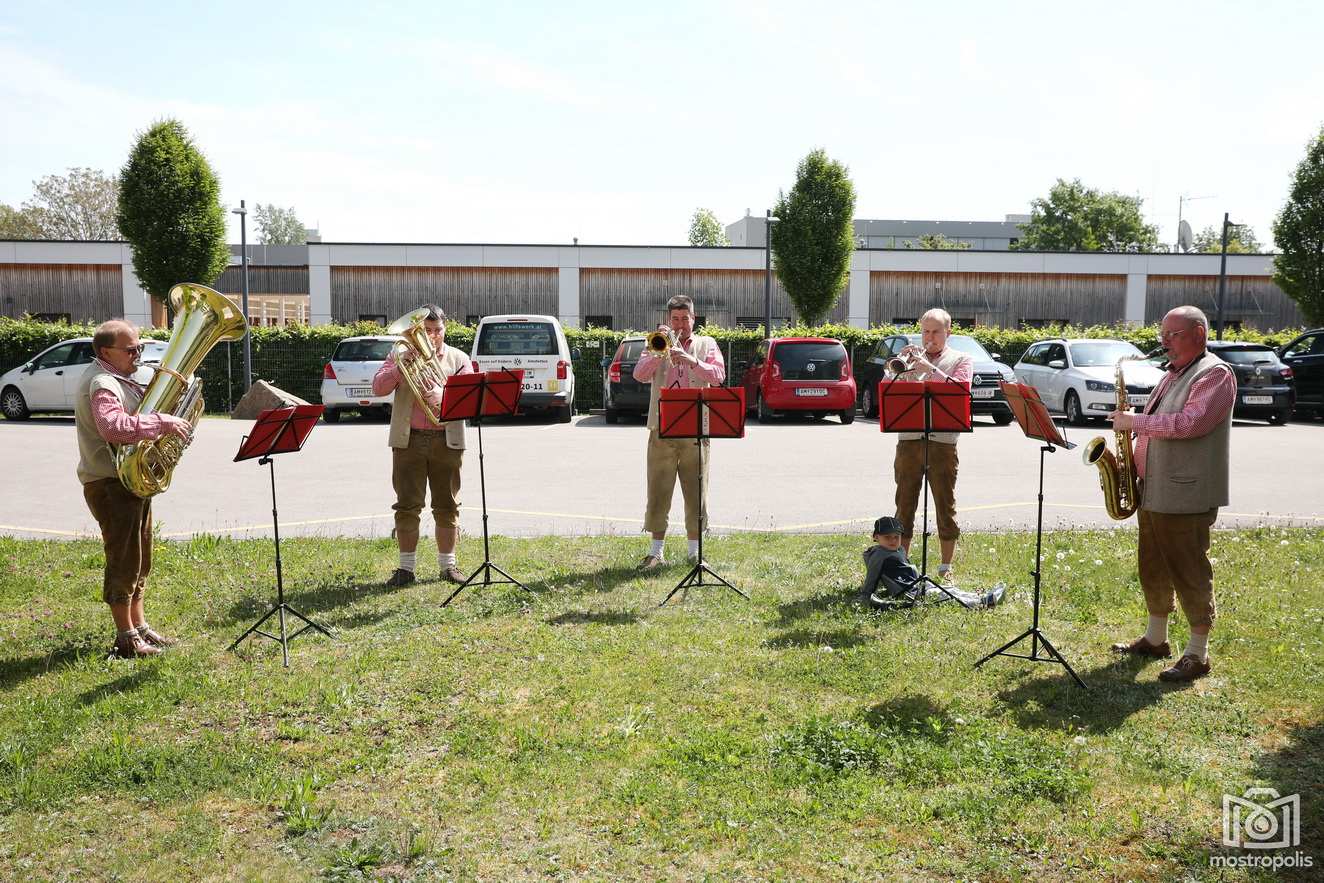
[1178,219,1194,253]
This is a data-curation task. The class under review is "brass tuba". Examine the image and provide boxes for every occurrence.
[385,306,450,426]
[116,283,248,498]
[1081,356,1145,520]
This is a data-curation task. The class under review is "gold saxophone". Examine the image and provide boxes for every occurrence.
[116,283,249,498]
[1081,356,1144,519]
[385,307,451,425]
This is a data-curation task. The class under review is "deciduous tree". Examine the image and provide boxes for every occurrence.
[1014,178,1159,252]
[1273,126,1324,325]
[770,149,857,326]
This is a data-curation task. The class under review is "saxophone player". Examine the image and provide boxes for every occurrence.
[1108,306,1236,682]
[74,320,191,659]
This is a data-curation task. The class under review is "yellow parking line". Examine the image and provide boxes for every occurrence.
[0,524,96,538]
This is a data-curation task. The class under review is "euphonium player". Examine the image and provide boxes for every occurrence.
[1107,306,1236,682]
[372,304,473,587]
[631,294,725,570]
[74,320,192,659]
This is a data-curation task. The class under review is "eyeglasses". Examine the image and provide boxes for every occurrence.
[109,345,145,356]
[1159,328,1189,342]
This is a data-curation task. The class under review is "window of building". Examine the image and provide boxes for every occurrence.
[32,312,72,324]
[1019,318,1067,329]
[465,314,481,326]
[736,316,764,330]
[358,314,387,326]
[891,317,917,326]
[584,315,613,329]
[694,314,706,329]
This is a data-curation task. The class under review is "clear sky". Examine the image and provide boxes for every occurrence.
[2,0,1321,248]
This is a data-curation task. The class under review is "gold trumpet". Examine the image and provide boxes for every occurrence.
[386,306,450,426]
[647,327,677,355]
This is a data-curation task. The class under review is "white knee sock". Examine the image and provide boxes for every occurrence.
[1184,631,1209,660]
[649,538,665,559]
[1145,615,1168,646]
[398,551,416,573]
[439,552,456,567]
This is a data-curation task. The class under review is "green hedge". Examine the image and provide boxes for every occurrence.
[2,317,1308,415]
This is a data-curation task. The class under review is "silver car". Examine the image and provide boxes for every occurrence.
[318,335,400,422]
[1,337,166,420]
[1014,338,1166,425]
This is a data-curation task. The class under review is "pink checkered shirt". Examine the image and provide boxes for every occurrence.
[89,358,177,444]
[1130,355,1237,479]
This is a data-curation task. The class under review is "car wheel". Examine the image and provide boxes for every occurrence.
[757,393,773,424]
[605,407,619,425]
[1065,390,1086,426]
[557,402,573,423]
[322,408,340,423]
[862,385,878,418]
[993,411,1014,426]
[840,408,855,425]
[1,386,31,420]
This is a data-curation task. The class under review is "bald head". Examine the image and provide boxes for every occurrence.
[1160,305,1209,369]
[92,319,137,358]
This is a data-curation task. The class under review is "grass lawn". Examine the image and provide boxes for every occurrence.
[1,528,1320,881]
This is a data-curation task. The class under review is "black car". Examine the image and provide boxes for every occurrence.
[601,335,649,423]
[1278,328,1324,419]
[1206,341,1295,424]
[857,333,1016,425]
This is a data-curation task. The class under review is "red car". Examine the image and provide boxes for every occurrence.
[737,337,857,424]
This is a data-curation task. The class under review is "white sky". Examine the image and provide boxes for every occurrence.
[2,0,1321,249]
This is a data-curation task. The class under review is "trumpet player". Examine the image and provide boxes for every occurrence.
[1107,306,1235,683]
[74,320,192,659]
[889,308,973,582]
[632,294,725,570]
[372,305,473,587]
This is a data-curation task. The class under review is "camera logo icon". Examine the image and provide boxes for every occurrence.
[1223,787,1301,850]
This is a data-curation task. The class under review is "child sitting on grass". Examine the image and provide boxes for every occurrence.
[861,516,1005,609]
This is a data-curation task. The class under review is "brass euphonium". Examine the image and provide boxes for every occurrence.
[385,307,450,426]
[115,283,248,498]
[1081,356,1145,520]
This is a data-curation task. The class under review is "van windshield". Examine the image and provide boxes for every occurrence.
[333,339,395,362]
[477,322,558,356]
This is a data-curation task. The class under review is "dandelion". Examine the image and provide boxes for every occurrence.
[1280,539,1290,546]
[1094,559,1104,566]
[1056,551,1067,560]
[1073,736,1087,745]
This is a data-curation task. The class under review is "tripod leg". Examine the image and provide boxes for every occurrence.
[1032,632,1087,689]
[973,626,1035,668]
[228,603,283,650]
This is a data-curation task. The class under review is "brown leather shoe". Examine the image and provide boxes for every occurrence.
[385,568,416,587]
[137,626,177,648]
[636,554,666,572]
[1110,636,1172,658]
[110,634,161,660]
[441,565,466,584]
[1159,654,1211,682]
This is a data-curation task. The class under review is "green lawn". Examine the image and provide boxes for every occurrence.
[1,529,1320,881]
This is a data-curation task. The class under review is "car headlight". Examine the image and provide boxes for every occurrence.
[1085,380,1115,392]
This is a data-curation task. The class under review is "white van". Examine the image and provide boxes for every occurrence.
[471,315,576,422]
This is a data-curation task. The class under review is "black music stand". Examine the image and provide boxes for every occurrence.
[657,386,748,607]
[974,382,1086,688]
[440,369,531,606]
[878,377,974,608]
[229,404,334,667]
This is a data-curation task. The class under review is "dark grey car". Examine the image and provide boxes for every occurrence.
[857,333,1016,424]
[602,336,649,423]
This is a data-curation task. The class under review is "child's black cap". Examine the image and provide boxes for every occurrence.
[872,516,904,535]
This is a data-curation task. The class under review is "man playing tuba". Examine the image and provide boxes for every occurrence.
[74,320,192,659]
[372,304,473,586]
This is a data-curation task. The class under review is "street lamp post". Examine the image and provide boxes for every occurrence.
[1214,212,1243,341]
[763,210,780,340]
[231,200,253,390]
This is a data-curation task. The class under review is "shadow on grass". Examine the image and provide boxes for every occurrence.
[523,565,643,598]
[773,586,869,627]
[0,641,101,691]
[545,610,641,626]
[763,628,873,651]
[993,655,1181,733]
[77,665,162,706]
[216,573,406,627]
[864,693,956,740]
[1252,718,1323,881]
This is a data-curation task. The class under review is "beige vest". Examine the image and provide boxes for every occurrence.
[74,364,144,484]
[645,335,721,431]
[897,347,975,445]
[386,345,470,450]
[1140,351,1233,514]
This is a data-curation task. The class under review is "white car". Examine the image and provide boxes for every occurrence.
[1,337,166,420]
[1014,338,1165,425]
[319,335,400,423]
[472,315,576,422]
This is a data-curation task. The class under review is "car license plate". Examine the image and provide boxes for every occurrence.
[794,387,829,397]
[1243,394,1273,405]
[348,387,372,397]
[971,387,995,399]
[522,382,543,392]
[1128,394,1149,406]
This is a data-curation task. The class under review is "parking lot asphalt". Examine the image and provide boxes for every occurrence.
[3,412,1322,541]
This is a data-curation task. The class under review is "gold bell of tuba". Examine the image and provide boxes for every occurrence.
[385,306,450,426]
[1081,356,1145,520]
[115,283,249,498]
